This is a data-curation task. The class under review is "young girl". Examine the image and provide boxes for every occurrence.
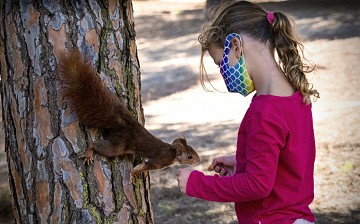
[176,1,319,224]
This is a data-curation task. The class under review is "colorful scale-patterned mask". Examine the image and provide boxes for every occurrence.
[220,33,255,96]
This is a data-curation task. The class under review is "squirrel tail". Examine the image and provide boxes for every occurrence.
[58,49,132,129]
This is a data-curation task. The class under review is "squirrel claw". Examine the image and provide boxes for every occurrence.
[79,156,94,166]
[85,158,93,165]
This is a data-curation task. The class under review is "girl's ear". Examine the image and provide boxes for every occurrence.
[231,37,241,59]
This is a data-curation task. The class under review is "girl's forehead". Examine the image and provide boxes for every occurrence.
[208,45,222,58]
[208,44,224,54]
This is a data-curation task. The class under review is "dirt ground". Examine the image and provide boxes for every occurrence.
[1,0,360,223]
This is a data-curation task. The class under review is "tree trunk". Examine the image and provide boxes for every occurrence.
[0,0,153,223]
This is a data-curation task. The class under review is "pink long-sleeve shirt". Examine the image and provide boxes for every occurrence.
[186,91,316,224]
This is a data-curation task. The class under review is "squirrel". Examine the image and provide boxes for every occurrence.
[57,49,200,182]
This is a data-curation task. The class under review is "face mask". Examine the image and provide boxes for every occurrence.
[220,33,255,96]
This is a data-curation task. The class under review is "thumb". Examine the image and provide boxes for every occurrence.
[212,157,223,166]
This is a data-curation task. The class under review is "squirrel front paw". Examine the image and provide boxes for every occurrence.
[79,155,94,165]
[129,174,135,184]
[130,170,137,184]
[79,148,94,165]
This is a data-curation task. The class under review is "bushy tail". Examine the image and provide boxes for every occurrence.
[57,49,132,129]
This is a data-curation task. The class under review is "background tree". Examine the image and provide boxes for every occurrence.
[0,0,154,223]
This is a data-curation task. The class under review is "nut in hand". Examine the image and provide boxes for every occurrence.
[208,165,214,171]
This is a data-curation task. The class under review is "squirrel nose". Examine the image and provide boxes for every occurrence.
[190,158,200,165]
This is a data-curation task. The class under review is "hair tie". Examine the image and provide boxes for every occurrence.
[267,11,275,25]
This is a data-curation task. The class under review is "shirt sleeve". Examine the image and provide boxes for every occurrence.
[186,113,287,202]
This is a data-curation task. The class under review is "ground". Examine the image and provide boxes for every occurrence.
[0,0,359,223]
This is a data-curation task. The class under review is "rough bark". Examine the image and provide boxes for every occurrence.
[0,0,153,223]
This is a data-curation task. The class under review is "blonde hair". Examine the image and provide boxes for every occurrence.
[199,0,319,103]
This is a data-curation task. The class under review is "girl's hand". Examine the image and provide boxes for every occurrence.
[209,155,236,176]
[176,168,194,194]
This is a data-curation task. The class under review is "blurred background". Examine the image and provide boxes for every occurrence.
[1,0,359,223]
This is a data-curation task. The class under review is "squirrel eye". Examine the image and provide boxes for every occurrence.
[187,155,193,160]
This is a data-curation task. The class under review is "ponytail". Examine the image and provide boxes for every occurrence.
[271,12,319,103]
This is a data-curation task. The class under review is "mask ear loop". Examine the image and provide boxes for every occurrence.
[226,33,243,69]
[237,35,245,62]
[234,34,249,77]
[226,33,245,70]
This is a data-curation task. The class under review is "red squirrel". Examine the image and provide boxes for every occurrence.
[57,49,200,182]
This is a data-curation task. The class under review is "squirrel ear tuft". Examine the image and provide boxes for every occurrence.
[173,137,187,156]
[172,137,187,146]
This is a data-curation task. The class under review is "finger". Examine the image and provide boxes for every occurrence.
[219,168,224,176]
[214,165,221,173]
[212,157,224,166]
[176,169,181,177]
[211,159,221,167]
[219,168,227,176]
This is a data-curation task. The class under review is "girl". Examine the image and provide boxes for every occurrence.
[176,1,319,224]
